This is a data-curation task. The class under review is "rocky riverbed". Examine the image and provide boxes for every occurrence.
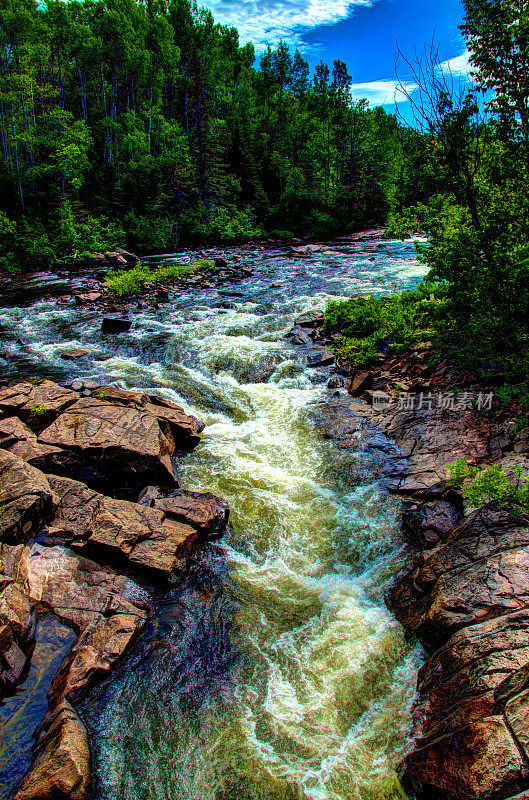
[309,335,529,800]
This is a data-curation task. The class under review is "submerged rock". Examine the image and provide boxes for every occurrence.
[101,317,132,334]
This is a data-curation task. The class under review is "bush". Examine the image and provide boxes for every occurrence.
[324,282,444,368]
[447,458,529,513]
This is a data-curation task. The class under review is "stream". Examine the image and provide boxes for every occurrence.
[0,235,426,800]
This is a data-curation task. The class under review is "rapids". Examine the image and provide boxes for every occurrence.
[0,236,427,800]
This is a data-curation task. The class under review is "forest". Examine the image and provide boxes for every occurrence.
[0,0,412,265]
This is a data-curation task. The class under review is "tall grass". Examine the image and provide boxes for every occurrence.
[105,259,215,296]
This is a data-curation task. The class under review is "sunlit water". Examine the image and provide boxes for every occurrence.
[0,238,426,800]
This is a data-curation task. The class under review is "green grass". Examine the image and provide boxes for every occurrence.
[105,259,215,297]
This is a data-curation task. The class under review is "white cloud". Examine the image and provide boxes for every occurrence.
[200,0,374,50]
[350,79,419,106]
[438,50,473,76]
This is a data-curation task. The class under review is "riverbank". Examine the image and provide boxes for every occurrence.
[310,322,529,799]
[0,380,230,799]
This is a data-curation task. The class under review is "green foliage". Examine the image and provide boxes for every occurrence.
[0,0,409,267]
[105,258,214,296]
[324,282,444,368]
[447,458,529,513]
[29,403,47,416]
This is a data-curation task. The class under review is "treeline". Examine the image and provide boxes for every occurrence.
[0,0,414,267]
[327,0,529,396]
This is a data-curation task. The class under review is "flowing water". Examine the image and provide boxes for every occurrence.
[0,236,427,800]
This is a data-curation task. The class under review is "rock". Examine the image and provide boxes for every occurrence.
[70,380,100,393]
[60,349,90,361]
[292,329,313,346]
[294,310,324,328]
[0,578,36,694]
[13,541,149,631]
[214,257,228,270]
[0,381,79,430]
[290,244,326,256]
[89,388,203,449]
[104,251,128,267]
[307,350,334,368]
[11,700,90,800]
[118,249,139,265]
[388,506,529,648]
[401,716,529,800]
[37,397,178,487]
[0,623,30,692]
[348,370,374,397]
[74,293,101,306]
[0,450,55,544]
[46,475,200,576]
[101,317,132,334]
[388,505,529,799]
[327,376,345,390]
[47,614,143,708]
[138,486,229,537]
[401,500,463,548]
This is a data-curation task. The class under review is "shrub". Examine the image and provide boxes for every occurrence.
[324,282,444,368]
[447,458,529,513]
[29,403,48,417]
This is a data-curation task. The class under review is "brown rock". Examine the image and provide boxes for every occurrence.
[138,486,229,537]
[74,293,102,306]
[387,507,529,649]
[20,542,150,630]
[0,623,29,691]
[0,450,55,544]
[47,475,200,576]
[48,614,142,707]
[38,397,177,487]
[91,388,203,448]
[60,349,90,361]
[402,716,529,800]
[0,381,79,430]
[348,369,373,397]
[12,700,90,800]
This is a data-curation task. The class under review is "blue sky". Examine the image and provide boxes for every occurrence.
[200,0,470,108]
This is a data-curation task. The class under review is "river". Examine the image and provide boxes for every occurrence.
[0,235,426,800]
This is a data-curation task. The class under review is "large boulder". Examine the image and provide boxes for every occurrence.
[0,450,55,544]
[47,474,200,576]
[388,506,529,800]
[37,397,178,488]
[89,387,203,448]
[17,542,150,631]
[138,486,229,537]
